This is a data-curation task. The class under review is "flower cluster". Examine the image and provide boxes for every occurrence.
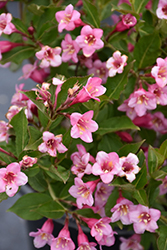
[0,1,167,250]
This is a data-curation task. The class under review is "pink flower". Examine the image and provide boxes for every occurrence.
[69,177,99,209]
[6,105,22,121]
[38,131,67,157]
[36,82,51,107]
[51,218,75,250]
[35,45,62,68]
[128,88,157,117]
[130,204,161,234]
[0,13,15,36]
[0,162,28,197]
[98,233,116,248]
[106,51,128,77]
[92,151,120,184]
[151,57,167,87]
[118,98,137,120]
[70,77,106,105]
[133,113,153,129]
[115,14,137,32]
[156,0,167,19]
[11,83,29,106]
[19,155,37,170]
[87,59,109,84]
[71,144,92,178]
[77,224,97,250]
[111,197,136,225]
[0,120,10,143]
[75,25,104,57]
[55,4,81,32]
[148,83,167,105]
[150,112,167,134]
[70,110,98,143]
[95,182,114,208]
[82,217,112,242]
[29,219,54,248]
[117,153,140,182]
[159,176,167,195]
[0,41,23,53]
[78,54,93,68]
[61,34,80,63]
[120,234,144,250]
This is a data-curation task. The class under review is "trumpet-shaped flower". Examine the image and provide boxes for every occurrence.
[117,153,140,182]
[106,51,128,77]
[0,120,10,142]
[38,131,67,157]
[128,88,157,117]
[0,162,28,197]
[0,13,15,36]
[92,151,120,183]
[151,57,167,87]
[55,4,81,33]
[120,234,144,250]
[69,177,99,209]
[75,25,104,57]
[70,77,106,105]
[77,224,97,250]
[35,45,62,68]
[88,59,109,84]
[130,204,161,234]
[61,34,80,63]
[51,219,75,250]
[148,83,167,105]
[95,182,114,207]
[70,110,98,143]
[29,219,54,248]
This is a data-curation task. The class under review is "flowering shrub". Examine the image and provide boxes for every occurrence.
[1,0,167,249]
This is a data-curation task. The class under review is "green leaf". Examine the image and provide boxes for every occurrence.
[10,109,28,156]
[25,126,42,151]
[105,61,134,100]
[28,169,48,192]
[157,226,167,250]
[105,188,119,217]
[22,90,49,118]
[98,116,139,136]
[152,170,167,180]
[1,46,35,65]
[98,133,123,153]
[118,140,145,157]
[133,189,148,206]
[27,4,46,15]
[134,33,161,69]
[83,0,100,28]
[159,139,167,160]
[8,193,52,220]
[75,208,100,219]
[0,192,8,203]
[12,17,28,34]
[134,0,150,14]
[146,178,161,207]
[45,165,70,184]
[37,200,65,219]
[148,145,158,175]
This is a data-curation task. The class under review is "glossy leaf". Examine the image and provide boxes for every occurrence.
[8,193,52,220]
[133,189,148,206]
[148,145,158,175]
[97,116,139,136]
[10,109,28,156]
[45,165,70,184]
[118,140,145,157]
[25,126,42,151]
[37,200,65,219]
[157,225,167,250]
[134,0,150,14]
[83,0,100,28]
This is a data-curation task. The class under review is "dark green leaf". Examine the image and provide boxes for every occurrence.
[45,165,70,184]
[148,145,158,175]
[10,109,28,156]
[8,193,52,220]
[133,189,148,206]
[134,33,161,69]
[28,169,48,192]
[37,200,65,219]
[118,140,145,157]
[146,178,161,207]
[134,0,150,14]
[159,140,167,160]
[98,116,139,136]
[83,0,100,28]
[157,225,167,250]
[25,126,42,151]
[98,133,123,153]
[105,188,119,217]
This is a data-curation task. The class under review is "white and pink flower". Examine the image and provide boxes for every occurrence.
[151,57,167,87]
[0,162,28,197]
[148,83,167,106]
[106,51,128,77]
[75,25,104,57]
[156,0,167,19]
[117,153,140,182]
[70,110,98,143]
[35,45,62,68]
[95,182,114,208]
[0,120,10,143]
[77,224,97,250]
[92,151,120,184]
[120,234,144,250]
[38,131,67,157]
[19,155,37,170]
[0,13,15,36]
[87,59,109,84]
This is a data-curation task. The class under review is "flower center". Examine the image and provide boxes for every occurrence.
[0,20,6,30]
[46,139,55,148]
[122,162,133,173]
[44,48,54,59]
[102,161,113,173]
[84,34,96,46]
[113,59,122,69]
[77,185,90,198]
[63,13,72,24]
[162,5,167,15]
[3,172,16,184]
[56,237,70,248]
[118,204,129,215]
[77,118,88,135]
[158,66,167,80]
[138,212,151,224]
